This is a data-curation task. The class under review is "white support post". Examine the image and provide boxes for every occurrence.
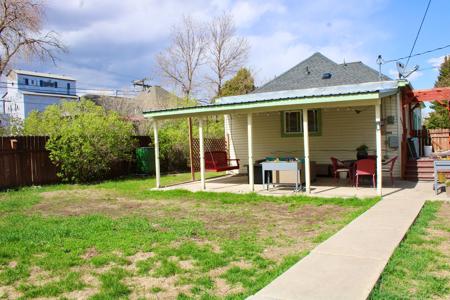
[375,103,382,196]
[303,109,311,194]
[199,118,206,190]
[247,113,254,191]
[396,92,403,176]
[153,120,161,189]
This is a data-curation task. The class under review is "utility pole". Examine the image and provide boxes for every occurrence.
[376,55,384,81]
[132,78,152,91]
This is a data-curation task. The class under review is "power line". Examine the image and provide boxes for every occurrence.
[0,81,139,94]
[405,0,432,67]
[383,43,450,64]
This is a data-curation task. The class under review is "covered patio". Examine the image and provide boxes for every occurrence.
[159,174,447,200]
[144,80,411,198]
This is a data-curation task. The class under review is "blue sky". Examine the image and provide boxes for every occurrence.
[15,0,450,97]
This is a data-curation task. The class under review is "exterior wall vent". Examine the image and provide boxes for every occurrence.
[322,72,332,79]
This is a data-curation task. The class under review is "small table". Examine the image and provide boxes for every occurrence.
[434,160,450,194]
[261,161,302,191]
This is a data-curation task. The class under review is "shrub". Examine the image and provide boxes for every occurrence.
[23,100,136,182]
[424,101,450,129]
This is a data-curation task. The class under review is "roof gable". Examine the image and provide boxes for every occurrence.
[255,52,391,93]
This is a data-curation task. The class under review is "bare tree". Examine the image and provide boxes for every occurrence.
[207,13,249,97]
[156,16,207,100]
[0,0,66,77]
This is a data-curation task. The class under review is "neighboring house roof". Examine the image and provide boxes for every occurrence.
[134,86,182,111]
[8,69,76,81]
[217,81,400,105]
[255,52,390,93]
[85,94,141,116]
[85,86,181,116]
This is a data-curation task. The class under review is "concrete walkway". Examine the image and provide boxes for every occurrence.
[248,196,425,300]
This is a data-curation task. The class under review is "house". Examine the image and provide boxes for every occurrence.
[84,85,182,134]
[143,52,421,196]
[2,69,78,120]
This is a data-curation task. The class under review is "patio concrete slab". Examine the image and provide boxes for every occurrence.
[161,174,448,201]
[249,195,425,300]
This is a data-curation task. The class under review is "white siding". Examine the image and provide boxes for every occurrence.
[225,95,401,178]
[24,95,72,116]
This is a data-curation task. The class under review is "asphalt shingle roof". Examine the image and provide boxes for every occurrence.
[255,52,391,93]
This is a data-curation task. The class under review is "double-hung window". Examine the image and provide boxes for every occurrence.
[282,109,321,136]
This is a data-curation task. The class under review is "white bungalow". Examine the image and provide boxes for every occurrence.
[144,53,420,196]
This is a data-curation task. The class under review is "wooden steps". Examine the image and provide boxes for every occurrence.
[405,158,450,181]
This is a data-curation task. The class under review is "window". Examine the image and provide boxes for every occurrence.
[39,80,57,88]
[282,109,321,136]
[24,78,29,85]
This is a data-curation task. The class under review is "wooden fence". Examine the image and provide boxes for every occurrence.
[428,129,450,152]
[0,136,151,189]
[192,138,226,171]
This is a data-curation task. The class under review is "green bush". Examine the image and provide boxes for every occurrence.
[23,100,136,182]
[425,101,450,129]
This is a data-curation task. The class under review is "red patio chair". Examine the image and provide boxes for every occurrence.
[330,157,351,184]
[355,159,376,188]
[382,156,398,186]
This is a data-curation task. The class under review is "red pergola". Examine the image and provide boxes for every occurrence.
[406,87,450,110]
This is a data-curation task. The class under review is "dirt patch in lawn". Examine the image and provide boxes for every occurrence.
[17,188,360,299]
[34,189,351,253]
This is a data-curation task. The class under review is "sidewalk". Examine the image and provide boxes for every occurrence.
[248,196,425,300]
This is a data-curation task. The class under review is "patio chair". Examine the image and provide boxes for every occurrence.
[355,159,376,188]
[330,157,351,184]
[382,156,398,186]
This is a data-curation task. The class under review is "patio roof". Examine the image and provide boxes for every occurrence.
[143,80,407,119]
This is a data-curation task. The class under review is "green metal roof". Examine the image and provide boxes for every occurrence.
[143,80,407,119]
[144,92,383,119]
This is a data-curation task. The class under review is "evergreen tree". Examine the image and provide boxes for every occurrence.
[435,55,450,88]
[219,68,255,97]
[425,55,450,129]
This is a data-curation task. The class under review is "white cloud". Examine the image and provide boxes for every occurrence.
[231,0,285,28]
[34,0,390,95]
[427,56,445,68]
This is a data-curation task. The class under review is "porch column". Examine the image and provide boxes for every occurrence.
[199,118,206,190]
[247,113,254,191]
[302,109,311,194]
[375,104,382,195]
[153,120,161,189]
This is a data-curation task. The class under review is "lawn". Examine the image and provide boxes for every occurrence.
[370,201,450,300]
[0,173,378,299]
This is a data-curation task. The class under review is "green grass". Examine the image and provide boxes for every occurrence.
[0,172,378,299]
[92,268,130,299]
[18,272,85,299]
[370,201,450,300]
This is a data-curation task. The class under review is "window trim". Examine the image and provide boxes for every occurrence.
[280,109,322,137]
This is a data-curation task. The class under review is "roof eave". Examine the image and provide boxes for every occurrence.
[144,91,383,120]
